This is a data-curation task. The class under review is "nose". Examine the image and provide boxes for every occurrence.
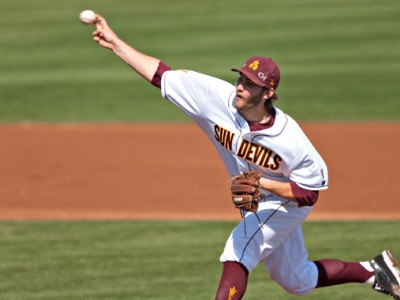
[236,81,244,91]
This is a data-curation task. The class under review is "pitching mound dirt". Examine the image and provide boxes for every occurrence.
[0,122,399,221]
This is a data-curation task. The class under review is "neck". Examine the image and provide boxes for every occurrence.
[239,106,271,124]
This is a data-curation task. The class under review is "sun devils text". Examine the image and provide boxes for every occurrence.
[214,124,282,170]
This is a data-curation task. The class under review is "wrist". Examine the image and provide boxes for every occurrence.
[259,177,265,189]
[260,177,274,191]
[112,37,129,54]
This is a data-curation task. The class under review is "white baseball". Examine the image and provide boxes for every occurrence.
[79,10,97,25]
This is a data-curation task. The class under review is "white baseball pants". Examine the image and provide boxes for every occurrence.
[220,200,318,296]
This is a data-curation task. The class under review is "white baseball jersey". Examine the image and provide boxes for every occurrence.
[161,69,328,199]
[161,69,328,295]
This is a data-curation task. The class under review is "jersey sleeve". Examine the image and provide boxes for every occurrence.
[290,182,319,207]
[151,61,172,89]
[289,142,328,191]
[161,69,234,118]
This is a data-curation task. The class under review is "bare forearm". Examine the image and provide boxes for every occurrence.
[93,14,160,83]
[112,39,160,82]
[260,178,296,202]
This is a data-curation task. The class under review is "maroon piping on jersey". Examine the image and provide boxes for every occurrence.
[249,107,276,131]
[152,61,318,206]
[247,110,319,206]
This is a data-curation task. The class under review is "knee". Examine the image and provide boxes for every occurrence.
[267,258,318,295]
[272,278,314,296]
[278,283,313,296]
[269,266,317,296]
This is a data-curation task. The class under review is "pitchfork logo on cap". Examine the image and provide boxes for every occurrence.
[248,60,260,71]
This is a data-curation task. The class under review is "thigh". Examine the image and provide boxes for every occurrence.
[220,200,312,273]
[263,225,318,295]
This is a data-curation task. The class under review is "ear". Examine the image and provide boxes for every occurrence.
[264,87,275,99]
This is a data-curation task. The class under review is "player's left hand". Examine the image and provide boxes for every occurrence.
[230,170,264,212]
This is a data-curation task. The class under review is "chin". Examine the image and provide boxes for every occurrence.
[234,97,243,109]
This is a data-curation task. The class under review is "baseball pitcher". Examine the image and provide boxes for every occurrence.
[89,14,400,300]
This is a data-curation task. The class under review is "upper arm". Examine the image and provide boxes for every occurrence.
[289,143,328,191]
[161,70,234,118]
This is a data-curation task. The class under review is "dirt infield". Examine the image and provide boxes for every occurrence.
[0,122,399,221]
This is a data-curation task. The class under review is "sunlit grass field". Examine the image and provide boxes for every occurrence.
[1,220,400,300]
[1,0,399,122]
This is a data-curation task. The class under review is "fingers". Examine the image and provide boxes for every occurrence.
[89,13,116,50]
[92,32,113,50]
[93,14,105,35]
[92,15,103,37]
[96,39,113,50]
[92,30,102,44]
[94,14,108,29]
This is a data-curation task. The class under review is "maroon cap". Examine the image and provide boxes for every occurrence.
[231,56,280,89]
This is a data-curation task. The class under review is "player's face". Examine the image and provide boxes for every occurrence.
[234,73,266,111]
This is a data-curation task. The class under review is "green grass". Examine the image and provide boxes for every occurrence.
[0,220,399,300]
[1,0,399,122]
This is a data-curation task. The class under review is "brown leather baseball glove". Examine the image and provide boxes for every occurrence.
[230,170,263,212]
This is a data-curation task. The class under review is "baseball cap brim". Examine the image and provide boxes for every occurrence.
[231,67,267,87]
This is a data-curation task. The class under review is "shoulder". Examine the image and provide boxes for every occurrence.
[162,69,235,99]
[163,69,232,87]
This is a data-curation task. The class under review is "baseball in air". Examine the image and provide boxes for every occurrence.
[79,10,97,25]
